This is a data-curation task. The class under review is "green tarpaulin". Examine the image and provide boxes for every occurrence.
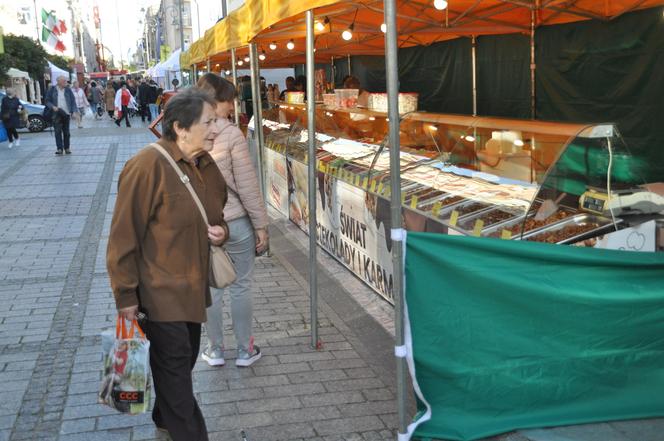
[404,232,664,441]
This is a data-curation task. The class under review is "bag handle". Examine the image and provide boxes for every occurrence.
[150,143,210,226]
[115,316,146,339]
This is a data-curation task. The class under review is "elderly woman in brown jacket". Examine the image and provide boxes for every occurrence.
[196,73,269,368]
[107,89,226,441]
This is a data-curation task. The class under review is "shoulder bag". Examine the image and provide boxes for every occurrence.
[150,143,237,289]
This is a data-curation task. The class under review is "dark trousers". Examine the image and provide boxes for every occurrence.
[53,112,71,150]
[115,105,131,127]
[143,321,208,441]
[140,104,152,122]
[6,127,18,142]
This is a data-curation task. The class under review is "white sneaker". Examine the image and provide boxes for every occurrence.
[201,347,225,366]
[14,139,20,146]
[7,142,13,149]
[236,346,261,367]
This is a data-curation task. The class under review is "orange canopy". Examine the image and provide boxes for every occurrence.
[190,0,664,69]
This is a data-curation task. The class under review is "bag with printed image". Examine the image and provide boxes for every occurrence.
[98,317,151,414]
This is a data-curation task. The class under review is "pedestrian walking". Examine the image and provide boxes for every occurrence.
[148,80,160,121]
[44,76,78,155]
[196,73,269,368]
[89,81,103,120]
[107,88,226,441]
[71,81,89,128]
[137,79,152,123]
[1,88,22,149]
[104,83,116,119]
[114,83,136,128]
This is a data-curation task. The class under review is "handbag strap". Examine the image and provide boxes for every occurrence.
[150,143,210,226]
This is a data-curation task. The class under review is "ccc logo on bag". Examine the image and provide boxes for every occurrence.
[113,391,144,403]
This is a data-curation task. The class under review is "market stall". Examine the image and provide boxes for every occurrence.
[257,102,664,300]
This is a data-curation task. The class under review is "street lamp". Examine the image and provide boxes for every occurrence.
[161,2,185,51]
[139,12,159,67]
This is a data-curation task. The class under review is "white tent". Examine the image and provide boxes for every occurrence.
[160,49,181,73]
[7,68,30,80]
[47,61,70,83]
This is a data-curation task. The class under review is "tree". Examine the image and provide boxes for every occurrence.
[0,35,72,84]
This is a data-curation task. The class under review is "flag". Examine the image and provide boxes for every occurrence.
[41,8,66,53]
[41,9,57,33]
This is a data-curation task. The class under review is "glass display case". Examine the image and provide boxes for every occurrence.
[258,102,664,250]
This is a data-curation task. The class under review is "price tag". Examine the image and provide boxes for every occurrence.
[377,182,384,194]
[410,195,419,209]
[401,192,406,204]
[501,230,512,240]
[384,186,392,197]
[362,177,369,189]
[370,180,377,192]
[472,219,484,237]
[432,201,442,217]
[353,175,360,186]
[450,210,459,226]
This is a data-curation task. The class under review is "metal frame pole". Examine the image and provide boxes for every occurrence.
[177,0,185,51]
[249,43,267,208]
[472,35,477,117]
[231,48,240,125]
[384,0,408,437]
[305,10,319,349]
[206,59,211,72]
[530,7,536,119]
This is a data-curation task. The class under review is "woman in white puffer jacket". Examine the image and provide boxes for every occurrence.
[196,73,269,368]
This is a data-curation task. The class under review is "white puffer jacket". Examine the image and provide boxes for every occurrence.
[209,118,269,229]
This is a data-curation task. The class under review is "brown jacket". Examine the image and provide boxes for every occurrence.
[210,118,268,229]
[106,139,228,323]
[104,87,116,109]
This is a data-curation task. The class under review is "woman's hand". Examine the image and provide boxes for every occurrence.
[208,225,227,246]
[255,228,269,254]
[119,305,139,321]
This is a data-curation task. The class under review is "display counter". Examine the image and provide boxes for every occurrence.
[253,102,664,301]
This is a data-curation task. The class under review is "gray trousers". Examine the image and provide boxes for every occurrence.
[205,217,256,354]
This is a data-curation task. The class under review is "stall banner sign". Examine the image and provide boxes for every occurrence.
[264,148,289,217]
[288,159,310,233]
[404,232,664,441]
[315,175,394,302]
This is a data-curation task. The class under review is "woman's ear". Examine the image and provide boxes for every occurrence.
[173,121,185,140]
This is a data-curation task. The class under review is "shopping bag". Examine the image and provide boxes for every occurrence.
[98,317,151,414]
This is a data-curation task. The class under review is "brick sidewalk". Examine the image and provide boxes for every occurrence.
[0,117,398,441]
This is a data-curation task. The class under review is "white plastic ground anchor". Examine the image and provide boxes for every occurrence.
[394,345,407,358]
[398,432,410,441]
[391,228,407,242]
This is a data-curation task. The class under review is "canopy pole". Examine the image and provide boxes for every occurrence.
[384,0,408,437]
[306,9,319,350]
[206,59,211,72]
[530,6,536,119]
[230,48,240,126]
[347,54,351,76]
[249,43,267,211]
[472,36,477,117]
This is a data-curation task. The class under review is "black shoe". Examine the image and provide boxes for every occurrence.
[65,149,71,154]
[115,121,120,127]
[127,125,131,128]
[55,150,63,155]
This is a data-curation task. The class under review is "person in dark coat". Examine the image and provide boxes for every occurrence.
[1,88,23,149]
[137,79,152,123]
[44,76,78,155]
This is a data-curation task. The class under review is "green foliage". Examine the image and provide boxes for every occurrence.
[0,35,72,84]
